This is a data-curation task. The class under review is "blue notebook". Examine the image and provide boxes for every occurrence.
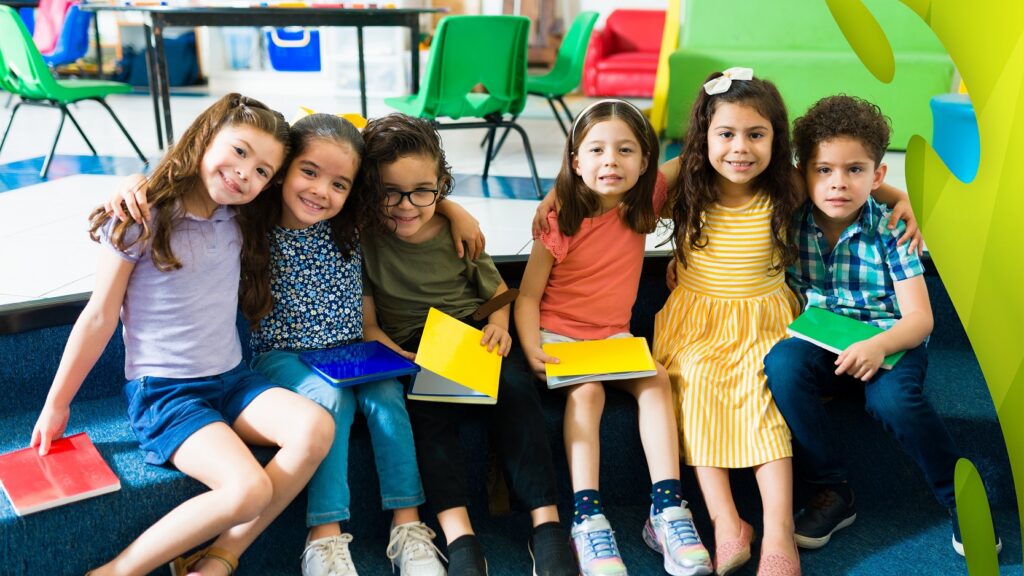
[300,341,421,388]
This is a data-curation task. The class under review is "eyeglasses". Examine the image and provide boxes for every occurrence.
[384,188,439,207]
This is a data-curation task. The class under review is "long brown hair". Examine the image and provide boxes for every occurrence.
[670,73,802,271]
[89,93,290,273]
[359,113,453,236]
[554,99,659,236]
[239,113,369,325]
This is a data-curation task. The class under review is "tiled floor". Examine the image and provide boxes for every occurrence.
[0,91,907,308]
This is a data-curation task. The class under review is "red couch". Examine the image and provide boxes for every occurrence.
[582,9,665,98]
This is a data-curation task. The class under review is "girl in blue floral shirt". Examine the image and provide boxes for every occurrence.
[110,112,485,576]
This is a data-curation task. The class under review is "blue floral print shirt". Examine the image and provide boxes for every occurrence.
[250,220,363,355]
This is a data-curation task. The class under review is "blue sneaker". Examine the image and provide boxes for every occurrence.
[643,505,713,576]
[571,514,628,576]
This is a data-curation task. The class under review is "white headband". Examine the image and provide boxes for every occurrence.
[703,67,754,95]
[569,99,649,149]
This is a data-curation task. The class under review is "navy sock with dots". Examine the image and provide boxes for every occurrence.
[651,479,684,516]
[572,489,604,525]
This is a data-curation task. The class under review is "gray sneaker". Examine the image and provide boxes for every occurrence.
[386,521,447,576]
[302,533,359,576]
[570,514,628,576]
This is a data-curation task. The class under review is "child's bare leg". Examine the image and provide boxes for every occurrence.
[309,522,343,541]
[88,422,273,576]
[563,381,605,491]
[530,504,560,527]
[609,365,679,482]
[394,507,421,526]
[695,466,742,541]
[194,388,334,575]
[754,458,797,560]
[437,506,474,542]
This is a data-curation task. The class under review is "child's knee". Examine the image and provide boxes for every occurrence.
[225,470,274,522]
[287,407,335,460]
[569,382,606,408]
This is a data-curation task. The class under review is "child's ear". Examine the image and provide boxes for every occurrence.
[872,162,888,190]
[572,154,581,176]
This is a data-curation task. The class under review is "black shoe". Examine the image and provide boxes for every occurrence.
[529,522,577,576]
[951,506,1002,556]
[447,534,488,576]
[794,487,857,549]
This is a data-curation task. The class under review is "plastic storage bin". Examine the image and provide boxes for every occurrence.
[265,27,321,72]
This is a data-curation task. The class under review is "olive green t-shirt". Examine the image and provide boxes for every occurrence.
[362,217,503,347]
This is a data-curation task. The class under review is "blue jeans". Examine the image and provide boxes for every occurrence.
[252,349,425,526]
[763,338,960,507]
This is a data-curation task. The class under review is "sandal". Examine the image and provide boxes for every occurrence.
[169,546,239,576]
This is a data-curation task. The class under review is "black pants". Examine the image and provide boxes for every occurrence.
[400,322,558,514]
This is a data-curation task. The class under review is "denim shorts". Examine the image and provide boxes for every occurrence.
[123,361,280,465]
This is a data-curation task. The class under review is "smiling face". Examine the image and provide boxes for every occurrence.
[706,102,774,196]
[805,136,886,232]
[572,118,648,209]
[198,125,284,215]
[381,154,443,243]
[279,139,360,229]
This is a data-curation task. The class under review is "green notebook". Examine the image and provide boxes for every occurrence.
[787,307,905,370]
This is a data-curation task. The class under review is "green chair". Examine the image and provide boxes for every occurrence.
[488,11,599,159]
[0,5,146,178]
[384,15,542,197]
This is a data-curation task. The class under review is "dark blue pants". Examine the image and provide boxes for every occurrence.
[763,338,960,507]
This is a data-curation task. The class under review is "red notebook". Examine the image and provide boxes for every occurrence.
[0,433,121,516]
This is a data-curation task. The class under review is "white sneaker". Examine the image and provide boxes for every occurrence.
[386,521,447,576]
[302,533,359,576]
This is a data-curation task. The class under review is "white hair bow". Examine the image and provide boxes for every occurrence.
[703,67,754,95]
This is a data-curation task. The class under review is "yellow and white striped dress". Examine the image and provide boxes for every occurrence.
[653,192,799,468]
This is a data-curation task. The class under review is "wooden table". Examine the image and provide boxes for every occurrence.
[80,3,444,149]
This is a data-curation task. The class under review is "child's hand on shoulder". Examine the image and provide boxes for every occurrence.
[105,173,151,222]
[835,339,886,381]
[480,324,512,357]
[30,404,70,456]
[524,346,559,381]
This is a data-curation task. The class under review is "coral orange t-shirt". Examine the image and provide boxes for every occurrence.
[538,173,668,339]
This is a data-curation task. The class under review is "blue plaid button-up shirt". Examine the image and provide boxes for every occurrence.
[788,197,924,331]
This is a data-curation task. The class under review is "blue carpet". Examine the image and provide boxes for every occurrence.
[0,155,149,191]
[452,173,554,200]
[0,259,1018,574]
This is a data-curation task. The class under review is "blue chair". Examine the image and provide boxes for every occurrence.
[18,7,33,34]
[42,4,93,68]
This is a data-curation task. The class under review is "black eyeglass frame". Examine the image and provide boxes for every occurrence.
[383,188,440,207]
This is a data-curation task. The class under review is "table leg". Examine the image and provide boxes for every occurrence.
[93,13,103,79]
[143,22,164,150]
[152,19,175,144]
[410,16,420,93]
[357,25,367,119]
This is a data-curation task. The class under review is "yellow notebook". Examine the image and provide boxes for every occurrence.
[410,308,501,404]
[542,337,657,389]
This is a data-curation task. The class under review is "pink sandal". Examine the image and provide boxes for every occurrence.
[714,520,753,575]
[757,550,801,576]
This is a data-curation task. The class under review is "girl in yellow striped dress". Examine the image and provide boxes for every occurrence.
[653,71,804,576]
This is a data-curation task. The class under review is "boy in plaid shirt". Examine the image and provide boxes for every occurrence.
[763,95,985,555]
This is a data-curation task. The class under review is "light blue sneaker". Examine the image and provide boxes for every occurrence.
[642,505,713,576]
[571,514,628,576]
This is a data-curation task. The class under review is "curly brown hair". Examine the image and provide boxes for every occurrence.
[359,113,453,236]
[793,95,891,167]
[670,72,802,271]
[554,99,659,236]
[239,113,369,325]
[89,93,290,276]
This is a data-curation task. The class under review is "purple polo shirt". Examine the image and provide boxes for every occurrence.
[98,204,243,380]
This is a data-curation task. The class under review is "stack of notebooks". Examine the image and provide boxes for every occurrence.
[300,308,502,404]
[542,336,658,388]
